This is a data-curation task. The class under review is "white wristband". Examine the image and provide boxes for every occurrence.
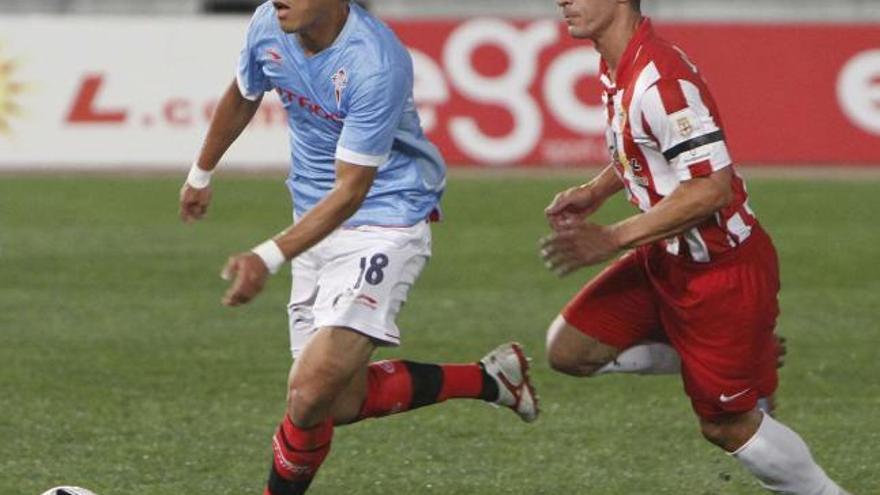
[251,239,286,275]
[186,162,213,189]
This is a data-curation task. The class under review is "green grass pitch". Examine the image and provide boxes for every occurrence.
[1,174,878,494]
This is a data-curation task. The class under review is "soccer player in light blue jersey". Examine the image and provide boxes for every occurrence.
[178,1,538,493]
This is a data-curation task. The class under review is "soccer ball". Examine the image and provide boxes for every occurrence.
[39,488,98,495]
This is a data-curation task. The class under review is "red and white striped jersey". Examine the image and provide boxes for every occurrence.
[602,18,758,263]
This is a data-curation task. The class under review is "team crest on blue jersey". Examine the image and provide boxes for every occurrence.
[331,68,348,106]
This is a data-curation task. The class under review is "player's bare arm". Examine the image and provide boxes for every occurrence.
[545,163,624,231]
[179,78,262,223]
[610,166,733,248]
[221,161,377,306]
[541,166,733,276]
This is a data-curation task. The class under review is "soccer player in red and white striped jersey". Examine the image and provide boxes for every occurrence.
[541,1,849,493]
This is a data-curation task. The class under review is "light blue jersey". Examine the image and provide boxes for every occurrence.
[237,1,446,227]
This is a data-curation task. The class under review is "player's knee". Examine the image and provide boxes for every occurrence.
[287,383,334,427]
[546,342,600,377]
[699,411,762,452]
[546,316,609,377]
[700,421,752,451]
[699,420,729,448]
[286,372,342,427]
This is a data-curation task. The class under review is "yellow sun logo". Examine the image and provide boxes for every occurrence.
[0,44,27,135]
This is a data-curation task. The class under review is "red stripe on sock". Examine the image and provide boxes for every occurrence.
[437,364,483,401]
[357,360,414,420]
[281,415,333,451]
[272,417,333,482]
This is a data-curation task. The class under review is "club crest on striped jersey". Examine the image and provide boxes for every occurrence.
[677,116,694,137]
[670,108,701,138]
[331,68,348,106]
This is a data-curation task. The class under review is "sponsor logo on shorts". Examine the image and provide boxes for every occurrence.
[332,290,379,310]
[354,294,379,310]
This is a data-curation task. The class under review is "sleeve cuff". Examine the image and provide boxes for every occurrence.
[236,71,263,102]
[336,145,389,167]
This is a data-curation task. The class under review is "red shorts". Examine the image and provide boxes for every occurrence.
[562,226,780,421]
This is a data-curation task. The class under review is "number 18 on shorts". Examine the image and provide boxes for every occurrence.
[287,222,432,357]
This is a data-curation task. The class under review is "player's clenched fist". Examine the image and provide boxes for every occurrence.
[545,184,601,232]
[179,183,213,223]
[221,253,269,306]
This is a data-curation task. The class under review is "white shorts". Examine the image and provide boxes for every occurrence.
[287,221,432,358]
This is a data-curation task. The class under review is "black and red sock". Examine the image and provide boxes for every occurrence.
[356,360,498,420]
[264,416,333,495]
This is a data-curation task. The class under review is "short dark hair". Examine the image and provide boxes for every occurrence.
[630,0,641,11]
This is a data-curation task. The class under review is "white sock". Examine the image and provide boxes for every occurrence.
[596,342,681,375]
[732,412,848,495]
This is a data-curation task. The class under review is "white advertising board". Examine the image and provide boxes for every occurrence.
[0,16,289,170]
